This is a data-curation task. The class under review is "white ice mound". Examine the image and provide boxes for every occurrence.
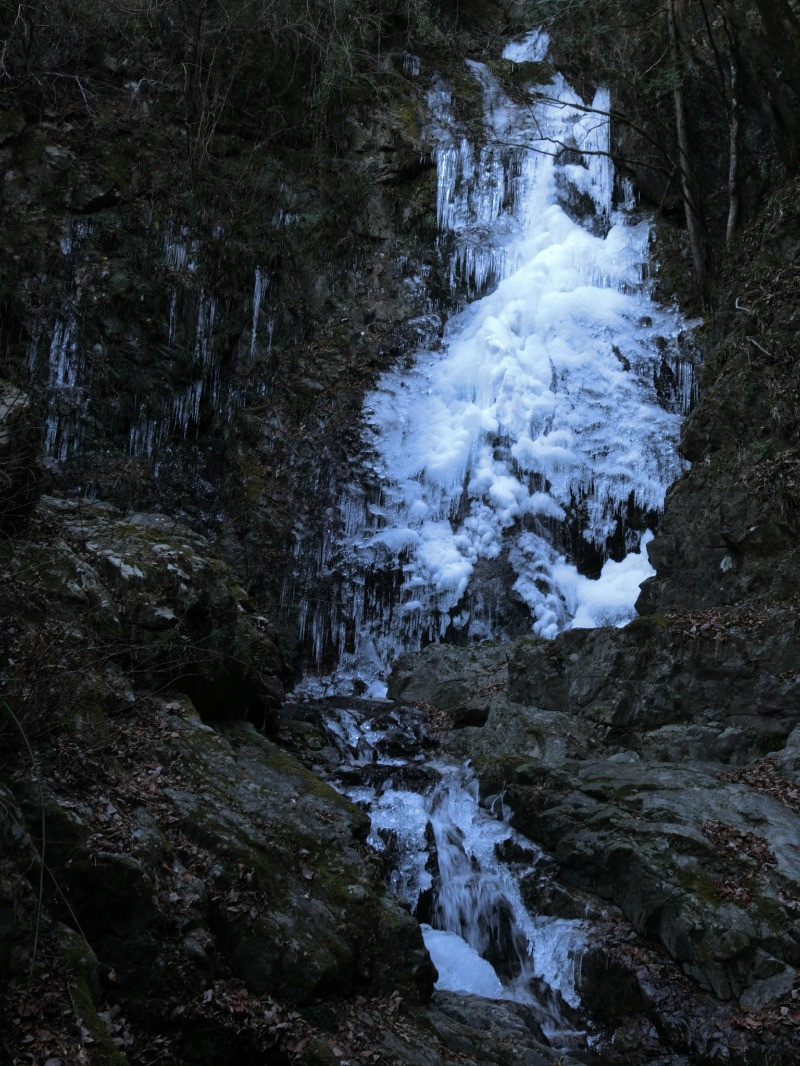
[422,925,506,998]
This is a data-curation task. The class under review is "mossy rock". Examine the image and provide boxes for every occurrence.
[56,923,129,1066]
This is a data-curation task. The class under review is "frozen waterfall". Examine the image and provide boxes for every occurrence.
[298,30,694,695]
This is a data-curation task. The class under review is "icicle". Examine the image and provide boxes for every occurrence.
[168,289,178,345]
[43,314,85,459]
[579,88,613,216]
[164,225,197,272]
[402,52,421,77]
[250,267,269,357]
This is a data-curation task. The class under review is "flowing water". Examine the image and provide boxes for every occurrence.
[290,29,696,1045]
[312,699,588,1044]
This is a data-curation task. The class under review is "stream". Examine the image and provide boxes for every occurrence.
[289,28,694,1054]
[282,695,592,1048]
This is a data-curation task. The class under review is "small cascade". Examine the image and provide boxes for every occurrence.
[295,30,697,693]
[313,700,587,1045]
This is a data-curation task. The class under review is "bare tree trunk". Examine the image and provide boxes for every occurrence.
[717,0,800,169]
[722,13,741,242]
[750,0,800,101]
[698,0,740,241]
[666,0,714,307]
[725,50,741,241]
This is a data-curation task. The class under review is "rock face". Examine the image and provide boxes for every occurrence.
[0,692,438,1064]
[1,495,286,742]
[637,176,800,616]
[0,381,41,533]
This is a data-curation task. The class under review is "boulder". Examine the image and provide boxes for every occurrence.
[3,496,286,731]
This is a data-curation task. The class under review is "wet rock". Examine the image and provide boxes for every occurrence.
[160,711,435,1004]
[505,618,800,758]
[73,183,121,212]
[388,627,800,1051]
[503,759,800,1003]
[774,725,800,783]
[427,991,587,1065]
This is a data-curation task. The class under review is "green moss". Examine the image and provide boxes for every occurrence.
[259,741,354,807]
[57,924,129,1066]
[670,860,722,904]
[396,103,421,139]
[473,754,528,792]
[300,1038,343,1065]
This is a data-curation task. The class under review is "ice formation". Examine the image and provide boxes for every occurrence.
[297,30,693,692]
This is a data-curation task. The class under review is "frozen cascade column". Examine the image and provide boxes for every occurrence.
[296,29,694,694]
[28,221,93,462]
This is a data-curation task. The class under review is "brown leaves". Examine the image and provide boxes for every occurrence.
[666,602,793,645]
[723,756,800,814]
[97,1003,135,1049]
[736,988,800,1036]
[701,819,777,872]
[701,819,778,910]
[2,952,100,1066]
[168,981,316,1061]
[386,990,403,1015]
[714,877,752,907]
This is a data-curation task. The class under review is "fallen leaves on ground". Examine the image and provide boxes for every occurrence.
[722,756,800,815]
[700,819,776,873]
